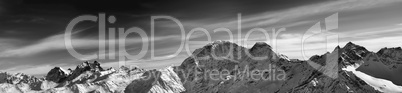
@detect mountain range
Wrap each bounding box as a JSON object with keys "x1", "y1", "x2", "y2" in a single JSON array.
[{"x1": 0, "y1": 41, "x2": 401, "y2": 93}]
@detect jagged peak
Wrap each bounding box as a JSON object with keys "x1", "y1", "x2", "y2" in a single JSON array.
[
  {"x1": 190, "y1": 41, "x2": 280, "y2": 61},
  {"x1": 346, "y1": 41, "x2": 355, "y2": 46},
  {"x1": 249, "y1": 42, "x2": 274, "y2": 55},
  {"x1": 344, "y1": 42, "x2": 362, "y2": 49},
  {"x1": 195, "y1": 41, "x2": 275, "y2": 54},
  {"x1": 335, "y1": 45, "x2": 341, "y2": 50},
  {"x1": 344, "y1": 42, "x2": 358, "y2": 48},
  {"x1": 250, "y1": 42, "x2": 272, "y2": 50},
  {"x1": 342, "y1": 42, "x2": 368, "y2": 52},
  {"x1": 118, "y1": 66, "x2": 143, "y2": 72},
  {"x1": 63, "y1": 61, "x2": 105, "y2": 81},
  {"x1": 74, "y1": 61, "x2": 104, "y2": 71},
  {"x1": 191, "y1": 41, "x2": 244, "y2": 57},
  {"x1": 12, "y1": 72, "x2": 37, "y2": 78},
  {"x1": 204, "y1": 40, "x2": 240, "y2": 49},
  {"x1": 0, "y1": 71, "x2": 31, "y2": 77}
]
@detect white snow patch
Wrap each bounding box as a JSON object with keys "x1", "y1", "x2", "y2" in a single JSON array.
[{"x1": 343, "y1": 66, "x2": 402, "y2": 93}]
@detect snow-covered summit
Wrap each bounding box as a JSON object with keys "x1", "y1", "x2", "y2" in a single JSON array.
[{"x1": 0, "y1": 61, "x2": 185, "y2": 93}]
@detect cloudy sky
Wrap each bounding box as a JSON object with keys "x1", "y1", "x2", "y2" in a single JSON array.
[{"x1": 1, "y1": 0, "x2": 402, "y2": 76}]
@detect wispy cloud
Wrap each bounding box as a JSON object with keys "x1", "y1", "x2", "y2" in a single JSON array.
[
  {"x1": 2, "y1": 0, "x2": 402, "y2": 76},
  {"x1": 194, "y1": 0, "x2": 401, "y2": 30},
  {"x1": 272, "y1": 25, "x2": 402, "y2": 59},
  {"x1": 0, "y1": 29, "x2": 183, "y2": 58}
]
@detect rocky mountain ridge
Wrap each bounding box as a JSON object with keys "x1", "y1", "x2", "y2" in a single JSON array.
[
  {"x1": 0, "y1": 61, "x2": 185, "y2": 93},
  {"x1": 0, "y1": 41, "x2": 401, "y2": 93},
  {"x1": 174, "y1": 41, "x2": 382, "y2": 93}
]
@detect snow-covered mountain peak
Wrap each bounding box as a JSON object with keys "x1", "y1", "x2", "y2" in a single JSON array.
[{"x1": 1, "y1": 41, "x2": 401, "y2": 93}]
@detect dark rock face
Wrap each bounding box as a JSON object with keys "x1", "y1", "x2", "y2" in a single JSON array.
[
  {"x1": 45, "y1": 67, "x2": 69, "y2": 83},
  {"x1": 249, "y1": 42, "x2": 272, "y2": 54},
  {"x1": 377, "y1": 47, "x2": 402, "y2": 61},
  {"x1": 338, "y1": 42, "x2": 369, "y2": 66}
]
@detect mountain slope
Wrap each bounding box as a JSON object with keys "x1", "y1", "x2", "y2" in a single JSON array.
[
  {"x1": 356, "y1": 47, "x2": 402, "y2": 86},
  {"x1": 0, "y1": 61, "x2": 185, "y2": 93},
  {"x1": 0, "y1": 41, "x2": 401, "y2": 93},
  {"x1": 174, "y1": 41, "x2": 380, "y2": 93}
]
